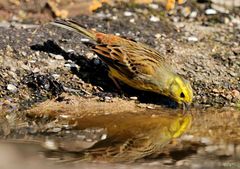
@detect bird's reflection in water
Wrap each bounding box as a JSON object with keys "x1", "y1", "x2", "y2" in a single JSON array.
[{"x1": 49, "y1": 111, "x2": 192, "y2": 163}]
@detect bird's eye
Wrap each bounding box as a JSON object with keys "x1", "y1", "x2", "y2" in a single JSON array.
[{"x1": 180, "y1": 92, "x2": 185, "y2": 98}]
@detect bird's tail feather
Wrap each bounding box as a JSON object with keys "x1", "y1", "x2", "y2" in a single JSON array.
[{"x1": 51, "y1": 19, "x2": 97, "y2": 40}]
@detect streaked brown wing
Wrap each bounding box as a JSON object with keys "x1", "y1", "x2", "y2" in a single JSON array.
[
  {"x1": 92, "y1": 41, "x2": 164, "y2": 78},
  {"x1": 84, "y1": 134, "x2": 154, "y2": 161},
  {"x1": 92, "y1": 44, "x2": 134, "y2": 78}
]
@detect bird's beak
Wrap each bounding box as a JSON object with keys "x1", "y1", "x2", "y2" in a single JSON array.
[{"x1": 182, "y1": 102, "x2": 191, "y2": 114}]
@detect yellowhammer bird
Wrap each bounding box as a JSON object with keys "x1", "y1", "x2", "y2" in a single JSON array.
[{"x1": 51, "y1": 19, "x2": 193, "y2": 106}]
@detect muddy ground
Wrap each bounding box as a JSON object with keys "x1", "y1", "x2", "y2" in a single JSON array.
[{"x1": 0, "y1": 0, "x2": 239, "y2": 169}]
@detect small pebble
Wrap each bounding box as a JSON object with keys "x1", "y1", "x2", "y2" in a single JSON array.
[
  {"x1": 175, "y1": 23, "x2": 185, "y2": 29},
  {"x1": 124, "y1": 11, "x2": 132, "y2": 16},
  {"x1": 112, "y1": 16, "x2": 118, "y2": 20},
  {"x1": 100, "y1": 134, "x2": 107, "y2": 140},
  {"x1": 104, "y1": 96, "x2": 112, "y2": 102},
  {"x1": 172, "y1": 16, "x2": 179, "y2": 23},
  {"x1": 49, "y1": 53, "x2": 64, "y2": 60},
  {"x1": 96, "y1": 12, "x2": 107, "y2": 18},
  {"x1": 77, "y1": 135, "x2": 86, "y2": 139},
  {"x1": 32, "y1": 68, "x2": 40, "y2": 73},
  {"x1": 67, "y1": 49, "x2": 75, "y2": 53},
  {"x1": 205, "y1": 9, "x2": 217, "y2": 15},
  {"x1": 229, "y1": 72, "x2": 237, "y2": 77},
  {"x1": 43, "y1": 139, "x2": 58, "y2": 150},
  {"x1": 86, "y1": 52, "x2": 95, "y2": 59},
  {"x1": 129, "y1": 18, "x2": 135, "y2": 23},
  {"x1": 8, "y1": 71, "x2": 17, "y2": 79},
  {"x1": 187, "y1": 36, "x2": 198, "y2": 42},
  {"x1": 52, "y1": 74, "x2": 60, "y2": 79},
  {"x1": 86, "y1": 138, "x2": 93, "y2": 142},
  {"x1": 150, "y1": 15, "x2": 160, "y2": 22},
  {"x1": 64, "y1": 63, "x2": 72, "y2": 68},
  {"x1": 80, "y1": 38, "x2": 89, "y2": 42},
  {"x1": 7, "y1": 84, "x2": 17, "y2": 93},
  {"x1": 35, "y1": 51, "x2": 40, "y2": 56},
  {"x1": 200, "y1": 137, "x2": 212, "y2": 145},
  {"x1": 52, "y1": 127, "x2": 61, "y2": 132},
  {"x1": 232, "y1": 90, "x2": 240, "y2": 98},
  {"x1": 190, "y1": 11, "x2": 198, "y2": 18},
  {"x1": 62, "y1": 124, "x2": 70, "y2": 129},
  {"x1": 224, "y1": 17, "x2": 230, "y2": 24},
  {"x1": 181, "y1": 134, "x2": 194, "y2": 141},
  {"x1": 64, "y1": 63, "x2": 78, "y2": 68},
  {"x1": 6, "y1": 45, "x2": 13, "y2": 52},
  {"x1": 149, "y1": 4, "x2": 158, "y2": 9},
  {"x1": 212, "y1": 88, "x2": 220, "y2": 93},
  {"x1": 154, "y1": 33, "x2": 161, "y2": 39},
  {"x1": 130, "y1": 96, "x2": 138, "y2": 100},
  {"x1": 147, "y1": 105, "x2": 154, "y2": 109},
  {"x1": 20, "y1": 51, "x2": 27, "y2": 56},
  {"x1": 205, "y1": 145, "x2": 218, "y2": 153}
]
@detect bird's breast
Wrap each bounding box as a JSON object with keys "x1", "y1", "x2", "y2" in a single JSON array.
[{"x1": 109, "y1": 67, "x2": 161, "y2": 92}]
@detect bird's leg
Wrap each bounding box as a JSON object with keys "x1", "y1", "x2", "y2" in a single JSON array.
[{"x1": 108, "y1": 73, "x2": 123, "y2": 93}]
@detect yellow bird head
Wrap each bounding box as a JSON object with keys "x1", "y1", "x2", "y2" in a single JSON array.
[{"x1": 168, "y1": 75, "x2": 193, "y2": 105}]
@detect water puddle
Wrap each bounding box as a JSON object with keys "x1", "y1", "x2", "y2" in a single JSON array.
[{"x1": 0, "y1": 96, "x2": 239, "y2": 168}]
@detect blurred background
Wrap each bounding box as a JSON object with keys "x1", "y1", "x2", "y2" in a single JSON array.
[{"x1": 0, "y1": 0, "x2": 239, "y2": 23}]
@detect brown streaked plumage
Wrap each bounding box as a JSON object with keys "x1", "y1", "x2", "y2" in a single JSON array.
[
  {"x1": 51, "y1": 19, "x2": 193, "y2": 105},
  {"x1": 61, "y1": 112, "x2": 192, "y2": 162}
]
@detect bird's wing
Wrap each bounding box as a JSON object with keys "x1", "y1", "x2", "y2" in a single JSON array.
[
  {"x1": 92, "y1": 42, "x2": 165, "y2": 79},
  {"x1": 83, "y1": 134, "x2": 155, "y2": 162}
]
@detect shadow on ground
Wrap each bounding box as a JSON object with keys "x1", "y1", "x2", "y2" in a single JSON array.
[{"x1": 30, "y1": 40, "x2": 178, "y2": 108}]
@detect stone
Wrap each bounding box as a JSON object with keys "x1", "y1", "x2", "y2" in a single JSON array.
[
  {"x1": 150, "y1": 15, "x2": 160, "y2": 22},
  {"x1": 7, "y1": 84, "x2": 17, "y2": 93},
  {"x1": 205, "y1": 9, "x2": 217, "y2": 15}
]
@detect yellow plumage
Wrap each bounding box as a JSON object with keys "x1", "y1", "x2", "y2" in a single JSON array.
[{"x1": 51, "y1": 19, "x2": 193, "y2": 105}]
